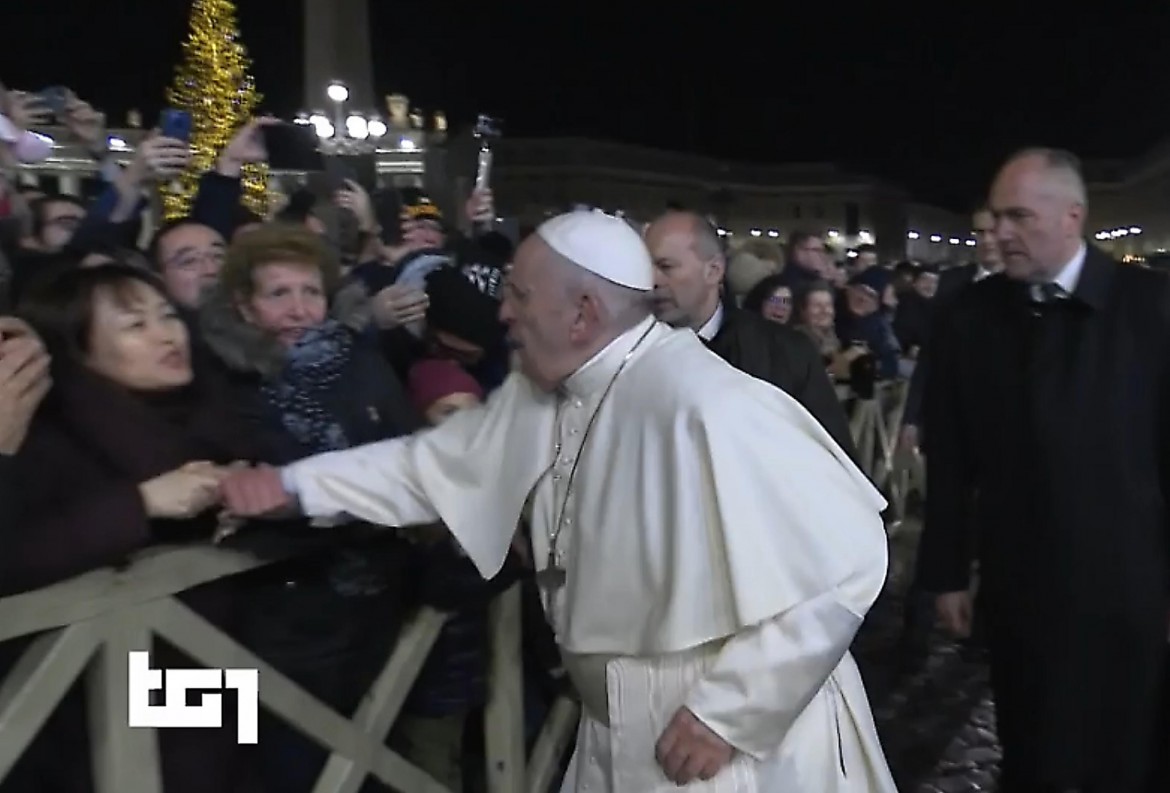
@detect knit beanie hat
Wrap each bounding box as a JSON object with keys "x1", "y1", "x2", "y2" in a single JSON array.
[
  {"x1": 407, "y1": 358, "x2": 484, "y2": 415},
  {"x1": 424, "y1": 265, "x2": 506, "y2": 350}
]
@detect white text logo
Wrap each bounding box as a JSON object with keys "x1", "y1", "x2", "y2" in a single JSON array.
[{"x1": 127, "y1": 651, "x2": 258, "y2": 744}]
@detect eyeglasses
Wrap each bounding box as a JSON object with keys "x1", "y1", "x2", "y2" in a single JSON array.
[{"x1": 766, "y1": 295, "x2": 792, "y2": 306}]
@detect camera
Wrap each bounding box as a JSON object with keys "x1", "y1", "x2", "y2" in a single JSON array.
[{"x1": 473, "y1": 114, "x2": 502, "y2": 140}]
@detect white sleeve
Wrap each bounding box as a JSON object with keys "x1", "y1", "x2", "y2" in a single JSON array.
[
  {"x1": 0, "y1": 116, "x2": 52, "y2": 164},
  {"x1": 282, "y1": 437, "x2": 441, "y2": 528},
  {"x1": 684, "y1": 589, "x2": 863, "y2": 760}
]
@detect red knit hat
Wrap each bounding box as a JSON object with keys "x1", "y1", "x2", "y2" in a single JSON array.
[{"x1": 407, "y1": 358, "x2": 484, "y2": 415}]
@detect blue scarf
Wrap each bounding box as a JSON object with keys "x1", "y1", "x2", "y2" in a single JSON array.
[{"x1": 261, "y1": 320, "x2": 353, "y2": 454}]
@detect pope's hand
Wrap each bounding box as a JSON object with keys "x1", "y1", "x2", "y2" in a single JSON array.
[
  {"x1": 220, "y1": 464, "x2": 294, "y2": 518},
  {"x1": 654, "y1": 707, "x2": 733, "y2": 785}
]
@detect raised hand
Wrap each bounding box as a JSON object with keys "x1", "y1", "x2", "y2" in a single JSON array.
[
  {"x1": 217, "y1": 116, "x2": 279, "y2": 177},
  {"x1": 335, "y1": 179, "x2": 376, "y2": 233},
  {"x1": 465, "y1": 187, "x2": 494, "y2": 225},
  {"x1": 2, "y1": 91, "x2": 52, "y2": 131},
  {"x1": 371, "y1": 284, "x2": 429, "y2": 329},
  {"x1": 61, "y1": 92, "x2": 106, "y2": 149},
  {"x1": 136, "y1": 132, "x2": 192, "y2": 180},
  {"x1": 0, "y1": 319, "x2": 52, "y2": 456}
]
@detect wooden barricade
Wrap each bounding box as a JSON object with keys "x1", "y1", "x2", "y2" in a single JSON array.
[
  {"x1": 840, "y1": 378, "x2": 925, "y2": 533},
  {"x1": 0, "y1": 544, "x2": 579, "y2": 793}
]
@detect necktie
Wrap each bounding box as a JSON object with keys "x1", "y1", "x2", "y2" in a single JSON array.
[{"x1": 1032, "y1": 281, "x2": 1067, "y2": 304}]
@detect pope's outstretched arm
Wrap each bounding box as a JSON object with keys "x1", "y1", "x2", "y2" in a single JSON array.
[
  {"x1": 232, "y1": 373, "x2": 555, "y2": 580},
  {"x1": 281, "y1": 435, "x2": 441, "y2": 528}
]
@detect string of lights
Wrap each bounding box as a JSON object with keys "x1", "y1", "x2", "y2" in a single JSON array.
[{"x1": 163, "y1": 0, "x2": 266, "y2": 219}]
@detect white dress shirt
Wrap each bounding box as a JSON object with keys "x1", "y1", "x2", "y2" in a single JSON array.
[
  {"x1": 1030, "y1": 241, "x2": 1087, "y2": 301},
  {"x1": 696, "y1": 301, "x2": 725, "y2": 341}
]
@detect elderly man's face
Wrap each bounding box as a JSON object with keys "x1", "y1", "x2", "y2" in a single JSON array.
[
  {"x1": 499, "y1": 238, "x2": 580, "y2": 391},
  {"x1": 990, "y1": 155, "x2": 1084, "y2": 283}
]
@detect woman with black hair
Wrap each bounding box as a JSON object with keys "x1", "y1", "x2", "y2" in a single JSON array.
[{"x1": 3, "y1": 262, "x2": 253, "y2": 792}]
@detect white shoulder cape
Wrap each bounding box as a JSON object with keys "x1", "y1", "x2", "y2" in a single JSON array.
[{"x1": 287, "y1": 322, "x2": 888, "y2": 655}]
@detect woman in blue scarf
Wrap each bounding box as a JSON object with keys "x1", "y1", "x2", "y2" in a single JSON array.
[{"x1": 199, "y1": 223, "x2": 422, "y2": 793}]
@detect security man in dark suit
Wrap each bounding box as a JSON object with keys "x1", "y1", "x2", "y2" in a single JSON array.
[
  {"x1": 644, "y1": 211, "x2": 857, "y2": 463},
  {"x1": 918, "y1": 148, "x2": 1170, "y2": 792},
  {"x1": 898, "y1": 205, "x2": 1004, "y2": 663},
  {"x1": 900, "y1": 206, "x2": 1004, "y2": 448}
]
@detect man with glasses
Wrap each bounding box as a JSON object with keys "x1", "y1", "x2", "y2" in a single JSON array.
[{"x1": 148, "y1": 219, "x2": 227, "y2": 311}]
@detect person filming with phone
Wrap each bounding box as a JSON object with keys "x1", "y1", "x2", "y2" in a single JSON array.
[{"x1": 834, "y1": 270, "x2": 901, "y2": 387}]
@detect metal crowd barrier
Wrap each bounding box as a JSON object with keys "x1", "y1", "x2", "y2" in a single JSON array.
[{"x1": 0, "y1": 544, "x2": 580, "y2": 793}]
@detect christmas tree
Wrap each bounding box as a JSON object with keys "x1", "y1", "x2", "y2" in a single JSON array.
[{"x1": 162, "y1": 0, "x2": 266, "y2": 219}]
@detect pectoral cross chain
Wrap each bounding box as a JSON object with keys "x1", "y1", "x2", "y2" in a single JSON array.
[{"x1": 537, "y1": 549, "x2": 567, "y2": 592}]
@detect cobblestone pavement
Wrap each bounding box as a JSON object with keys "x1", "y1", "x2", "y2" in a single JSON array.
[{"x1": 852, "y1": 520, "x2": 1002, "y2": 792}]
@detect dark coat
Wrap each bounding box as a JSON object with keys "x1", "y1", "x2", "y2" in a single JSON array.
[
  {"x1": 2, "y1": 364, "x2": 256, "y2": 594},
  {"x1": 0, "y1": 362, "x2": 255, "y2": 793},
  {"x1": 917, "y1": 247, "x2": 1170, "y2": 791},
  {"x1": 892, "y1": 291, "x2": 932, "y2": 354},
  {"x1": 0, "y1": 455, "x2": 20, "y2": 547},
  {"x1": 199, "y1": 281, "x2": 513, "y2": 746},
  {"x1": 902, "y1": 262, "x2": 982, "y2": 429},
  {"x1": 198, "y1": 283, "x2": 420, "y2": 681},
  {"x1": 705, "y1": 306, "x2": 859, "y2": 464},
  {"x1": 198, "y1": 285, "x2": 428, "y2": 791}
]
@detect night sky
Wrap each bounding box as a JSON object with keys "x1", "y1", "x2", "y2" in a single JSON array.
[{"x1": 4, "y1": 1, "x2": 1169, "y2": 209}]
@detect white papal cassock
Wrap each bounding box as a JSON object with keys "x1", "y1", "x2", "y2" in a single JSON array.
[{"x1": 282, "y1": 316, "x2": 897, "y2": 792}]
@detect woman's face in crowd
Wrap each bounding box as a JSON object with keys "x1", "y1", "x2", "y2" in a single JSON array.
[
  {"x1": 241, "y1": 262, "x2": 328, "y2": 348},
  {"x1": 85, "y1": 280, "x2": 193, "y2": 392},
  {"x1": 761, "y1": 286, "x2": 793, "y2": 324},
  {"x1": 804, "y1": 289, "x2": 835, "y2": 329}
]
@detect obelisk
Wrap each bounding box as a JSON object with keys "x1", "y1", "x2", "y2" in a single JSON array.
[{"x1": 303, "y1": 0, "x2": 376, "y2": 111}]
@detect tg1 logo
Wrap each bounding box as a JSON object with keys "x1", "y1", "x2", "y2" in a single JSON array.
[{"x1": 127, "y1": 651, "x2": 259, "y2": 744}]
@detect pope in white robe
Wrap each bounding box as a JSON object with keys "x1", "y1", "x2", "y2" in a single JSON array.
[{"x1": 222, "y1": 210, "x2": 897, "y2": 792}]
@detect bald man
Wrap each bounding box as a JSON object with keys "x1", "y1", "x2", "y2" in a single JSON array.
[
  {"x1": 224, "y1": 210, "x2": 895, "y2": 791},
  {"x1": 916, "y1": 148, "x2": 1170, "y2": 793},
  {"x1": 645, "y1": 211, "x2": 857, "y2": 462}
]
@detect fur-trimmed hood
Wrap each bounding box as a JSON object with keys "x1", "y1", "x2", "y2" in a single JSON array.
[{"x1": 197, "y1": 280, "x2": 374, "y2": 380}]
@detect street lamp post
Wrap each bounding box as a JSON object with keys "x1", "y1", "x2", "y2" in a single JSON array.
[{"x1": 298, "y1": 80, "x2": 389, "y2": 156}]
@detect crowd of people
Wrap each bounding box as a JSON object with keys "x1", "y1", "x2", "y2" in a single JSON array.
[{"x1": 1, "y1": 85, "x2": 1168, "y2": 793}]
